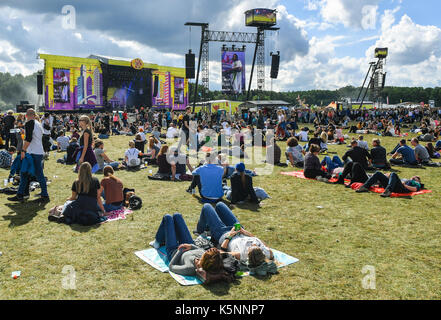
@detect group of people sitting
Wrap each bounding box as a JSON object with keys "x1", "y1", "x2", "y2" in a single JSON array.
[{"x1": 297, "y1": 137, "x2": 425, "y2": 197}]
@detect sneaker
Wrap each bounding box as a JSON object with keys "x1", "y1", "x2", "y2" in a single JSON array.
[
  {"x1": 356, "y1": 186, "x2": 369, "y2": 193},
  {"x1": 7, "y1": 195, "x2": 25, "y2": 202},
  {"x1": 34, "y1": 196, "x2": 50, "y2": 203},
  {"x1": 149, "y1": 240, "x2": 161, "y2": 249},
  {"x1": 345, "y1": 183, "x2": 353, "y2": 188},
  {"x1": 380, "y1": 190, "x2": 392, "y2": 198}
]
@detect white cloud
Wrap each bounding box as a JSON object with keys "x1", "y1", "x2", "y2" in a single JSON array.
[{"x1": 319, "y1": 0, "x2": 380, "y2": 29}]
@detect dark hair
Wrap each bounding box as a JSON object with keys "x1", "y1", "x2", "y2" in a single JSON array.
[
  {"x1": 310, "y1": 144, "x2": 320, "y2": 153},
  {"x1": 8, "y1": 146, "x2": 17, "y2": 153},
  {"x1": 400, "y1": 139, "x2": 406, "y2": 145},
  {"x1": 248, "y1": 247, "x2": 266, "y2": 268},
  {"x1": 287, "y1": 137, "x2": 298, "y2": 147}
]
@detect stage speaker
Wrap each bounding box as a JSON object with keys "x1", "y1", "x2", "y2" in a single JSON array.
[
  {"x1": 186, "y1": 50, "x2": 195, "y2": 79},
  {"x1": 37, "y1": 74, "x2": 43, "y2": 95},
  {"x1": 270, "y1": 53, "x2": 280, "y2": 79},
  {"x1": 153, "y1": 75, "x2": 159, "y2": 97}
]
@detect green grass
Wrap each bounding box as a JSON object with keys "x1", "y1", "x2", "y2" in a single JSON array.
[{"x1": 0, "y1": 127, "x2": 440, "y2": 300}]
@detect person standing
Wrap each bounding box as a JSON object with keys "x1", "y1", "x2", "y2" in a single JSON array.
[
  {"x1": 2, "y1": 110, "x2": 15, "y2": 149},
  {"x1": 8, "y1": 109, "x2": 50, "y2": 203}
]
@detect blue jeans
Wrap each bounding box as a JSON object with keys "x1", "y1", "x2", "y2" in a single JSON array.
[
  {"x1": 321, "y1": 156, "x2": 343, "y2": 172},
  {"x1": 363, "y1": 172, "x2": 409, "y2": 193},
  {"x1": 196, "y1": 202, "x2": 239, "y2": 243},
  {"x1": 18, "y1": 154, "x2": 48, "y2": 197},
  {"x1": 436, "y1": 141, "x2": 441, "y2": 150},
  {"x1": 103, "y1": 161, "x2": 119, "y2": 170},
  {"x1": 155, "y1": 213, "x2": 194, "y2": 261},
  {"x1": 103, "y1": 203, "x2": 123, "y2": 212}
]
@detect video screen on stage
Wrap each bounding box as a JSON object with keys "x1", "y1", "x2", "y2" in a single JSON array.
[
  {"x1": 174, "y1": 77, "x2": 185, "y2": 105},
  {"x1": 245, "y1": 8, "x2": 277, "y2": 26},
  {"x1": 222, "y1": 51, "x2": 246, "y2": 95},
  {"x1": 53, "y1": 68, "x2": 70, "y2": 104}
]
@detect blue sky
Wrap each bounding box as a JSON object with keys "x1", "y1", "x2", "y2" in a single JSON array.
[{"x1": 0, "y1": 0, "x2": 440, "y2": 91}]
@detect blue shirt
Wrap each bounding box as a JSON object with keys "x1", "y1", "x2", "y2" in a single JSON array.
[
  {"x1": 397, "y1": 145, "x2": 417, "y2": 164},
  {"x1": 192, "y1": 164, "x2": 224, "y2": 199}
]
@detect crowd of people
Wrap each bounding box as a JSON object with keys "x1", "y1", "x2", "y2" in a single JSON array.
[{"x1": 1, "y1": 104, "x2": 441, "y2": 282}]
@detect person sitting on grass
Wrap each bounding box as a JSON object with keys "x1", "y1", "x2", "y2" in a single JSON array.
[
  {"x1": 56, "y1": 130, "x2": 70, "y2": 152},
  {"x1": 59, "y1": 162, "x2": 106, "y2": 225},
  {"x1": 370, "y1": 138, "x2": 388, "y2": 169},
  {"x1": 411, "y1": 138, "x2": 430, "y2": 165},
  {"x1": 98, "y1": 165, "x2": 124, "y2": 212},
  {"x1": 156, "y1": 145, "x2": 175, "y2": 180},
  {"x1": 149, "y1": 213, "x2": 227, "y2": 279},
  {"x1": 303, "y1": 144, "x2": 331, "y2": 182},
  {"x1": 286, "y1": 137, "x2": 305, "y2": 168},
  {"x1": 196, "y1": 202, "x2": 274, "y2": 265},
  {"x1": 265, "y1": 137, "x2": 282, "y2": 165},
  {"x1": 189, "y1": 152, "x2": 225, "y2": 201},
  {"x1": 356, "y1": 171, "x2": 422, "y2": 198},
  {"x1": 124, "y1": 141, "x2": 142, "y2": 169},
  {"x1": 134, "y1": 134, "x2": 146, "y2": 154},
  {"x1": 0, "y1": 146, "x2": 16, "y2": 168},
  {"x1": 143, "y1": 136, "x2": 160, "y2": 165},
  {"x1": 228, "y1": 162, "x2": 259, "y2": 205},
  {"x1": 65, "y1": 137, "x2": 80, "y2": 165},
  {"x1": 94, "y1": 139, "x2": 120, "y2": 172},
  {"x1": 390, "y1": 139, "x2": 418, "y2": 166},
  {"x1": 343, "y1": 140, "x2": 372, "y2": 170}
]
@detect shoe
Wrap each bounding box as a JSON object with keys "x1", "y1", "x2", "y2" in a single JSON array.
[
  {"x1": 380, "y1": 190, "x2": 392, "y2": 198},
  {"x1": 149, "y1": 240, "x2": 161, "y2": 249},
  {"x1": 345, "y1": 183, "x2": 353, "y2": 188},
  {"x1": 356, "y1": 186, "x2": 369, "y2": 193},
  {"x1": 333, "y1": 179, "x2": 345, "y2": 185},
  {"x1": 34, "y1": 196, "x2": 50, "y2": 203},
  {"x1": 7, "y1": 195, "x2": 25, "y2": 202}
]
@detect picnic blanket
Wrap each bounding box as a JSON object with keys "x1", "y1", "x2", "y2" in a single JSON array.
[
  {"x1": 102, "y1": 208, "x2": 133, "y2": 223},
  {"x1": 135, "y1": 246, "x2": 299, "y2": 286},
  {"x1": 281, "y1": 171, "x2": 432, "y2": 197}
]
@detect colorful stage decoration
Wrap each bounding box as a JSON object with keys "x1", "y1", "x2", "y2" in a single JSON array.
[
  {"x1": 39, "y1": 54, "x2": 187, "y2": 111},
  {"x1": 131, "y1": 58, "x2": 144, "y2": 70}
]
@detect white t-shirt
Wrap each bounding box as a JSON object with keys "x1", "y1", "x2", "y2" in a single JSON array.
[
  {"x1": 138, "y1": 132, "x2": 146, "y2": 142},
  {"x1": 166, "y1": 127, "x2": 178, "y2": 139},
  {"x1": 297, "y1": 130, "x2": 308, "y2": 142},
  {"x1": 125, "y1": 148, "x2": 140, "y2": 166},
  {"x1": 222, "y1": 234, "x2": 271, "y2": 263},
  {"x1": 57, "y1": 136, "x2": 70, "y2": 151}
]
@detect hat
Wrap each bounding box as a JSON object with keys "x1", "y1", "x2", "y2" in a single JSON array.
[{"x1": 235, "y1": 163, "x2": 245, "y2": 173}]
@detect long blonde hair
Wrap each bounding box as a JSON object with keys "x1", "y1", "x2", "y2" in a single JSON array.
[
  {"x1": 79, "y1": 115, "x2": 93, "y2": 133},
  {"x1": 76, "y1": 162, "x2": 93, "y2": 194}
]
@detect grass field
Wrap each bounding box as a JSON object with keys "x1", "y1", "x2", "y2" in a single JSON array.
[{"x1": 0, "y1": 127, "x2": 440, "y2": 300}]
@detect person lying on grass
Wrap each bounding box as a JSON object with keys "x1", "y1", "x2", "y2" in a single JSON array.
[
  {"x1": 196, "y1": 202, "x2": 274, "y2": 265},
  {"x1": 356, "y1": 172, "x2": 422, "y2": 198},
  {"x1": 149, "y1": 213, "x2": 227, "y2": 278}
]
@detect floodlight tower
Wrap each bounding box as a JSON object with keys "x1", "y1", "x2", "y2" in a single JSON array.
[{"x1": 357, "y1": 48, "x2": 388, "y2": 109}]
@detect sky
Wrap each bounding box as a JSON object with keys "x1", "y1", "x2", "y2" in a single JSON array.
[{"x1": 0, "y1": 0, "x2": 440, "y2": 91}]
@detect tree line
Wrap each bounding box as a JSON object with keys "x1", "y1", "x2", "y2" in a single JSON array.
[{"x1": 0, "y1": 71, "x2": 440, "y2": 111}]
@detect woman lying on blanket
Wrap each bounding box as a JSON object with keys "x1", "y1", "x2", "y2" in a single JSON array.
[
  {"x1": 149, "y1": 213, "x2": 227, "y2": 278},
  {"x1": 355, "y1": 172, "x2": 422, "y2": 198},
  {"x1": 196, "y1": 202, "x2": 274, "y2": 266}
]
